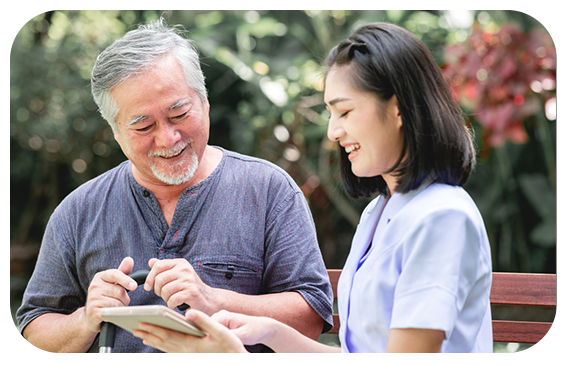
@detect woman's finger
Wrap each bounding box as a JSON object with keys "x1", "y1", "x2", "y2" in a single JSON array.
[{"x1": 186, "y1": 309, "x2": 227, "y2": 336}]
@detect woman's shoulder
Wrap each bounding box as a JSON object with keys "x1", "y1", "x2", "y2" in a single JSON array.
[
  {"x1": 403, "y1": 182, "x2": 483, "y2": 225},
  {"x1": 425, "y1": 182, "x2": 476, "y2": 207}
]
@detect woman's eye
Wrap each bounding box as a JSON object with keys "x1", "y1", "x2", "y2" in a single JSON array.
[{"x1": 327, "y1": 110, "x2": 350, "y2": 120}]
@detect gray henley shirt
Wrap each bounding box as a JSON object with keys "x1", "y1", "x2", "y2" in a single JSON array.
[{"x1": 17, "y1": 147, "x2": 333, "y2": 352}]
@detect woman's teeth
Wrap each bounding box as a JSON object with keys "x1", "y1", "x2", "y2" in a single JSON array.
[{"x1": 345, "y1": 144, "x2": 360, "y2": 153}]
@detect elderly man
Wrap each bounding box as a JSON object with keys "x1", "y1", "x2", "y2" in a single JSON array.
[{"x1": 17, "y1": 18, "x2": 333, "y2": 353}]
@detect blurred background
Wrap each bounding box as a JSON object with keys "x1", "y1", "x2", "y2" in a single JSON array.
[{"x1": 10, "y1": 10, "x2": 556, "y2": 352}]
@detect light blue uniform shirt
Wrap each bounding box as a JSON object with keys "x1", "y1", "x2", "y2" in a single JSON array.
[{"x1": 338, "y1": 182, "x2": 493, "y2": 352}]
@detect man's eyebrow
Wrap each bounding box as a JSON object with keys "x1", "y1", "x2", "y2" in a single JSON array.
[
  {"x1": 127, "y1": 115, "x2": 149, "y2": 126},
  {"x1": 126, "y1": 99, "x2": 190, "y2": 126},
  {"x1": 168, "y1": 98, "x2": 190, "y2": 111},
  {"x1": 323, "y1": 97, "x2": 351, "y2": 107}
]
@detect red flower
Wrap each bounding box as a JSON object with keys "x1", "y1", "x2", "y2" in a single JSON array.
[{"x1": 443, "y1": 23, "x2": 555, "y2": 148}]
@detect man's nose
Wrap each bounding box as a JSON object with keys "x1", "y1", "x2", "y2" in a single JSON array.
[{"x1": 155, "y1": 120, "x2": 181, "y2": 147}]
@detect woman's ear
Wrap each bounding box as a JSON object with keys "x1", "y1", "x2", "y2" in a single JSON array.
[{"x1": 390, "y1": 94, "x2": 402, "y2": 128}]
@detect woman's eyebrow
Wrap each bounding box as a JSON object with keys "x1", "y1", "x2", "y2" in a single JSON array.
[{"x1": 323, "y1": 97, "x2": 351, "y2": 107}]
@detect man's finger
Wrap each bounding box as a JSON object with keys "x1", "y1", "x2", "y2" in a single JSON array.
[
  {"x1": 118, "y1": 256, "x2": 134, "y2": 274},
  {"x1": 99, "y1": 259, "x2": 137, "y2": 291},
  {"x1": 144, "y1": 258, "x2": 176, "y2": 291}
]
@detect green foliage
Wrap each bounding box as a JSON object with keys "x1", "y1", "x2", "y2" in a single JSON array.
[{"x1": 10, "y1": 11, "x2": 556, "y2": 346}]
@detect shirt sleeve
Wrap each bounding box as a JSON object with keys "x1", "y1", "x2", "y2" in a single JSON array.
[
  {"x1": 263, "y1": 185, "x2": 334, "y2": 333},
  {"x1": 389, "y1": 207, "x2": 483, "y2": 339},
  {"x1": 16, "y1": 202, "x2": 84, "y2": 333}
]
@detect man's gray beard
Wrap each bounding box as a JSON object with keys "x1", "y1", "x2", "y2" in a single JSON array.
[{"x1": 150, "y1": 146, "x2": 199, "y2": 186}]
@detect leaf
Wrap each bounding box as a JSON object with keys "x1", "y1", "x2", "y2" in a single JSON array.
[
  {"x1": 516, "y1": 173, "x2": 556, "y2": 247},
  {"x1": 530, "y1": 219, "x2": 556, "y2": 247},
  {"x1": 518, "y1": 174, "x2": 556, "y2": 218}
]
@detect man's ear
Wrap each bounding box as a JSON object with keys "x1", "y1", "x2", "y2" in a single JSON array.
[
  {"x1": 112, "y1": 124, "x2": 122, "y2": 145},
  {"x1": 205, "y1": 98, "x2": 210, "y2": 114},
  {"x1": 113, "y1": 130, "x2": 120, "y2": 143}
]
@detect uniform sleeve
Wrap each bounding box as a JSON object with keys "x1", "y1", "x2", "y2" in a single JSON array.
[
  {"x1": 263, "y1": 188, "x2": 334, "y2": 333},
  {"x1": 16, "y1": 203, "x2": 84, "y2": 333},
  {"x1": 390, "y1": 207, "x2": 483, "y2": 339}
]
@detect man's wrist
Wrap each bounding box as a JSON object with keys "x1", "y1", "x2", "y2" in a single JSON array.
[
  {"x1": 77, "y1": 306, "x2": 99, "y2": 336},
  {"x1": 203, "y1": 286, "x2": 229, "y2": 315}
]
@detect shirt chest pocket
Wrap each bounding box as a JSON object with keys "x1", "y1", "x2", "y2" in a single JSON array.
[{"x1": 192, "y1": 257, "x2": 263, "y2": 295}]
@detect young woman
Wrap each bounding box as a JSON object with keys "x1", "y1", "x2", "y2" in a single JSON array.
[{"x1": 133, "y1": 22, "x2": 493, "y2": 353}]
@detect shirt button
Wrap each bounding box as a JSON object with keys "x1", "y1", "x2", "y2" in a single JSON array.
[
  {"x1": 225, "y1": 272, "x2": 233, "y2": 279},
  {"x1": 143, "y1": 190, "x2": 150, "y2": 198}
]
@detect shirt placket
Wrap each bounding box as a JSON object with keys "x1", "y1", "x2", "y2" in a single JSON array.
[
  {"x1": 136, "y1": 188, "x2": 170, "y2": 256},
  {"x1": 157, "y1": 188, "x2": 200, "y2": 259}
]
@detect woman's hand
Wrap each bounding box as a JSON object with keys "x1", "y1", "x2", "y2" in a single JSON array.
[
  {"x1": 133, "y1": 309, "x2": 248, "y2": 353},
  {"x1": 211, "y1": 310, "x2": 276, "y2": 346},
  {"x1": 211, "y1": 309, "x2": 340, "y2": 353}
]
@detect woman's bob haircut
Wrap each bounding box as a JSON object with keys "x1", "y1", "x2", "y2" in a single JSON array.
[{"x1": 326, "y1": 22, "x2": 476, "y2": 198}]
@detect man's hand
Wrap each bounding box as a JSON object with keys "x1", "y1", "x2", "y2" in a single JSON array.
[
  {"x1": 84, "y1": 257, "x2": 138, "y2": 332},
  {"x1": 144, "y1": 258, "x2": 219, "y2": 315}
]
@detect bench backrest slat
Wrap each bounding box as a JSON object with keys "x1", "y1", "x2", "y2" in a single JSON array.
[
  {"x1": 491, "y1": 273, "x2": 556, "y2": 306},
  {"x1": 492, "y1": 320, "x2": 552, "y2": 344},
  {"x1": 325, "y1": 270, "x2": 556, "y2": 344}
]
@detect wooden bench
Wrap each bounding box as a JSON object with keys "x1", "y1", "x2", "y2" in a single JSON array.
[{"x1": 326, "y1": 269, "x2": 556, "y2": 344}]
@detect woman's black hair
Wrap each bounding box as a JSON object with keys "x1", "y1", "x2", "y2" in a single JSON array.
[{"x1": 326, "y1": 22, "x2": 476, "y2": 198}]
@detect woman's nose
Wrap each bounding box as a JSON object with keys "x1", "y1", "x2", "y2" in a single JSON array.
[{"x1": 327, "y1": 118, "x2": 346, "y2": 142}]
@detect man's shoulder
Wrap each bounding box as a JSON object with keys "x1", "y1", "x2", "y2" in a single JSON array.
[
  {"x1": 60, "y1": 161, "x2": 130, "y2": 207},
  {"x1": 222, "y1": 149, "x2": 279, "y2": 169},
  {"x1": 221, "y1": 148, "x2": 298, "y2": 188}
]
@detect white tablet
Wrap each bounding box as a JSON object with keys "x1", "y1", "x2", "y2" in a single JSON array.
[{"x1": 101, "y1": 305, "x2": 205, "y2": 337}]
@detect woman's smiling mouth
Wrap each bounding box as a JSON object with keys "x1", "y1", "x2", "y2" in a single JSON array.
[{"x1": 344, "y1": 143, "x2": 360, "y2": 154}]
